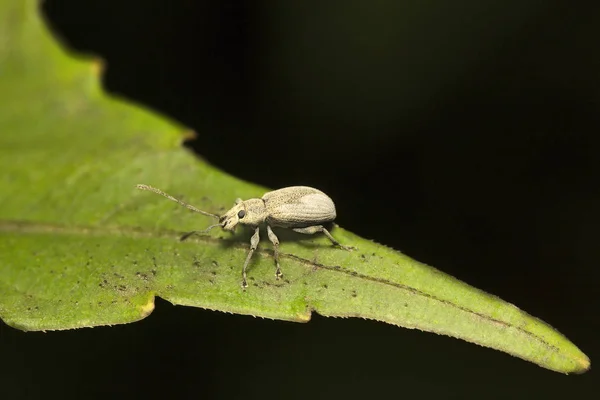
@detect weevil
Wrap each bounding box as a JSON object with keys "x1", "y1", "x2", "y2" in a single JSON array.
[{"x1": 136, "y1": 184, "x2": 352, "y2": 288}]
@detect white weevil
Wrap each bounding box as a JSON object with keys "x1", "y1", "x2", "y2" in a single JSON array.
[{"x1": 136, "y1": 184, "x2": 352, "y2": 288}]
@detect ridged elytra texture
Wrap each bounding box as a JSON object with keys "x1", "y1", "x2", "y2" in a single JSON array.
[{"x1": 263, "y1": 186, "x2": 337, "y2": 227}]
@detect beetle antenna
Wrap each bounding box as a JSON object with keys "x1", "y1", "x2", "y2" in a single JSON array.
[
  {"x1": 180, "y1": 223, "x2": 223, "y2": 241},
  {"x1": 136, "y1": 184, "x2": 220, "y2": 219}
]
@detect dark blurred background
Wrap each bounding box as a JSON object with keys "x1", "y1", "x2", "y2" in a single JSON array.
[{"x1": 2, "y1": 0, "x2": 599, "y2": 398}]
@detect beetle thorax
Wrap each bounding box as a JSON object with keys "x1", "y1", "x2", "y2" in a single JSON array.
[{"x1": 241, "y1": 198, "x2": 268, "y2": 225}]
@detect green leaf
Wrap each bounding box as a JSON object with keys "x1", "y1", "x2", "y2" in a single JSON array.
[{"x1": 0, "y1": 0, "x2": 590, "y2": 375}]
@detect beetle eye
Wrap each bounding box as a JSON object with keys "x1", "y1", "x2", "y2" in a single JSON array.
[{"x1": 237, "y1": 210, "x2": 246, "y2": 219}]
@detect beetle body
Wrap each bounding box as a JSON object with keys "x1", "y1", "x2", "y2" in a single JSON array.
[
  {"x1": 222, "y1": 186, "x2": 336, "y2": 231},
  {"x1": 136, "y1": 184, "x2": 350, "y2": 288},
  {"x1": 265, "y1": 186, "x2": 337, "y2": 228}
]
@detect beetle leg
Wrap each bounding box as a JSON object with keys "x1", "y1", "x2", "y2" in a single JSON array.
[
  {"x1": 293, "y1": 225, "x2": 354, "y2": 251},
  {"x1": 266, "y1": 225, "x2": 282, "y2": 279},
  {"x1": 241, "y1": 227, "x2": 260, "y2": 288}
]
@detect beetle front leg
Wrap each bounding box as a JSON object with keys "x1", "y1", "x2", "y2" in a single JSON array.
[
  {"x1": 241, "y1": 227, "x2": 260, "y2": 288},
  {"x1": 266, "y1": 225, "x2": 282, "y2": 279},
  {"x1": 293, "y1": 225, "x2": 354, "y2": 251}
]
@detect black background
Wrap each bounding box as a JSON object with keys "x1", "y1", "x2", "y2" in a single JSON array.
[{"x1": 2, "y1": 1, "x2": 599, "y2": 399}]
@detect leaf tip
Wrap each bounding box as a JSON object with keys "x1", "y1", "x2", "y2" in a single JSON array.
[{"x1": 571, "y1": 354, "x2": 591, "y2": 374}]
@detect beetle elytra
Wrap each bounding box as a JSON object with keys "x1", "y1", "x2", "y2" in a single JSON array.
[{"x1": 136, "y1": 184, "x2": 351, "y2": 288}]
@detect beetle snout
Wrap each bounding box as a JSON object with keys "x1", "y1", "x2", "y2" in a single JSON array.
[{"x1": 219, "y1": 216, "x2": 236, "y2": 232}]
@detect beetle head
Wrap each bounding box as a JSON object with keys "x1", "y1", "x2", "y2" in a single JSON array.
[{"x1": 219, "y1": 202, "x2": 247, "y2": 232}]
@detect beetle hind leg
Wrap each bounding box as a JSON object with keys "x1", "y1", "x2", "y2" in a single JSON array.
[
  {"x1": 293, "y1": 225, "x2": 354, "y2": 251},
  {"x1": 267, "y1": 225, "x2": 283, "y2": 279}
]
